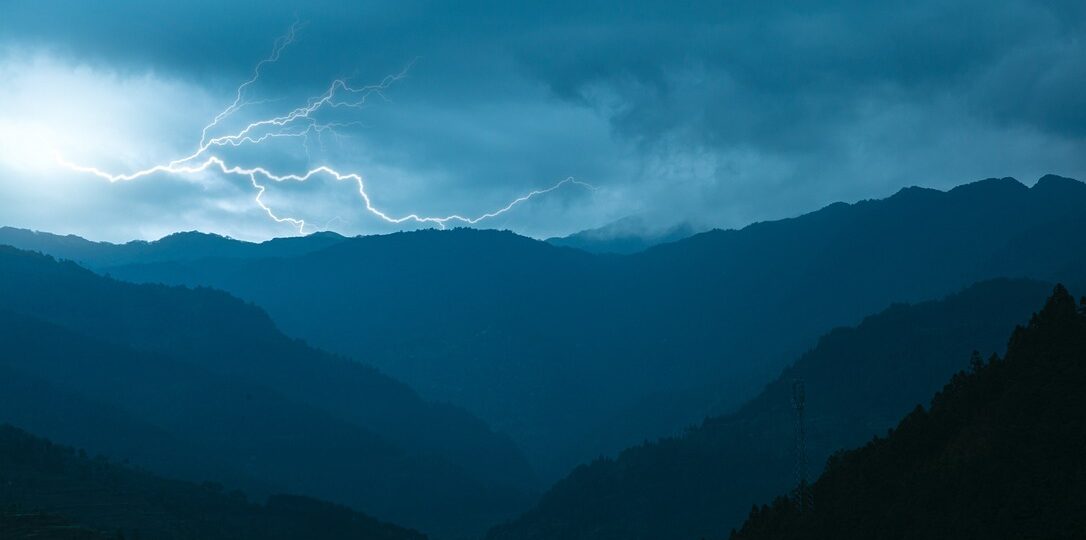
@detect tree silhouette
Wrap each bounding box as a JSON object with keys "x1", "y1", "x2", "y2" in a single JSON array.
[{"x1": 732, "y1": 284, "x2": 1086, "y2": 540}]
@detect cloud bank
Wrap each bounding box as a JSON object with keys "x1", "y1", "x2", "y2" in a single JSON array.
[{"x1": 0, "y1": 0, "x2": 1083, "y2": 241}]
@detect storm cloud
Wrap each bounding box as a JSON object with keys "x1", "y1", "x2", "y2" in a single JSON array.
[{"x1": 0, "y1": 0, "x2": 1083, "y2": 240}]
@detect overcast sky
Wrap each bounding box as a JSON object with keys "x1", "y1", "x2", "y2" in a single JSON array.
[{"x1": 0, "y1": 0, "x2": 1083, "y2": 241}]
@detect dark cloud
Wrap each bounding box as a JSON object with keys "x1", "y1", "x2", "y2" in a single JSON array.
[
  {"x1": 1, "y1": 0, "x2": 1084, "y2": 240},
  {"x1": 510, "y1": 0, "x2": 1086, "y2": 143}
]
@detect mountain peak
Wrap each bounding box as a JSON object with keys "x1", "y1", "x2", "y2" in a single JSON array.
[
  {"x1": 152, "y1": 230, "x2": 235, "y2": 244},
  {"x1": 1032, "y1": 173, "x2": 1084, "y2": 192},
  {"x1": 946, "y1": 176, "x2": 1027, "y2": 196},
  {"x1": 547, "y1": 216, "x2": 698, "y2": 254}
]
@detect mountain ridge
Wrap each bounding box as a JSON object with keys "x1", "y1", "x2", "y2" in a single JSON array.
[
  {"x1": 5, "y1": 174, "x2": 1086, "y2": 481},
  {"x1": 0, "y1": 245, "x2": 536, "y2": 539},
  {"x1": 486, "y1": 278, "x2": 1062, "y2": 539},
  {"x1": 731, "y1": 284, "x2": 1086, "y2": 539},
  {"x1": 0, "y1": 422, "x2": 427, "y2": 540},
  {"x1": 0, "y1": 227, "x2": 348, "y2": 268},
  {"x1": 546, "y1": 216, "x2": 699, "y2": 254}
]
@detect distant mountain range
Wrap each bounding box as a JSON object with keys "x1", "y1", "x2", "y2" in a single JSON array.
[
  {"x1": 0, "y1": 227, "x2": 347, "y2": 267},
  {"x1": 732, "y1": 285, "x2": 1086, "y2": 539},
  {"x1": 545, "y1": 216, "x2": 699, "y2": 254},
  {"x1": 486, "y1": 279, "x2": 1058, "y2": 539},
  {"x1": 0, "y1": 215, "x2": 695, "y2": 263},
  {"x1": 0, "y1": 247, "x2": 534, "y2": 539},
  {"x1": 0, "y1": 423, "x2": 425, "y2": 540},
  {"x1": 5, "y1": 174, "x2": 1086, "y2": 484}
]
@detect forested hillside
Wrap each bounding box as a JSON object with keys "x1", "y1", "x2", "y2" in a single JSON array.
[
  {"x1": 487, "y1": 279, "x2": 1058, "y2": 539},
  {"x1": 86, "y1": 175, "x2": 1086, "y2": 478},
  {"x1": 732, "y1": 285, "x2": 1086, "y2": 539},
  {"x1": 0, "y1": 424, "x2": 425, "y2": 540},
  {"x1": 0, "y1": 246, "x2": 534, "y2": 538}
]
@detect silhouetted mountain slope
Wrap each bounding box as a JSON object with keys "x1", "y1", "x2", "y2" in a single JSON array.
[
  {"x1": 546, "y1": 216, "x2": 698, "y2": 254},
  {"x1": 0, "y1": 358, "x2": 266, "y2": 495},
  {"x1": 732, "y1": 285, "x2": 1086, "y2": 540},
  {"x1": 486, "y1": 278, "x2": 1059, "y2": 540},
  {"x1": 0, "y1": 423, "x2": 425, "y2": 540},
  {"x1": 75, "y1": 175, "x2": 1086, "y2": 479},
  {"x1": 0, "y1": 310, "x2": 420, "y2": 511},
  {"x1": 0, "y1": 227, "x2": 347, "y2": 267},
  {"x1": 0, "y1": 247, "x2": 535, "y2": 539},
  {"x1": 95, "y1": 228, "x2": 618, "y2": 478}
]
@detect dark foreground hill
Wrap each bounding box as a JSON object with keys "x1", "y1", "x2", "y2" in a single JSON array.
[
  {"x1": 0, "y1": 246, "x2": 535, "y2": 539},
  {"x1": 487, "y1": 278, "x2": 1058, "y2": 540},
  {"x1": 732, "y1": 285, "x2": 1086, "y2": 539},
  {"x1": 80, "y1": 175, "x2": 1086, "y2": 479},
  {"x1": 0, "y1": 423, "x2": 424, "y2": 540}
]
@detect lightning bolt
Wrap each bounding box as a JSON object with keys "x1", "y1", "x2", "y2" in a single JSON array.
[
  {"x1": 56, "y1": 25, "x2": 596, "y2": 234},
  {"x1": 199, "y1": 20, "x2": 302, "y2": 149}
]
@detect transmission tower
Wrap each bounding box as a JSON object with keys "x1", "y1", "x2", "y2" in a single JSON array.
[{"x1": 792, "y1": 378, "x2": 813, "y2": 512}]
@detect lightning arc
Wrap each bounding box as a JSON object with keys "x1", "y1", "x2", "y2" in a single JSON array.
[{"x1": 55, "y1": 23, "x2": 596, "y2": 233}]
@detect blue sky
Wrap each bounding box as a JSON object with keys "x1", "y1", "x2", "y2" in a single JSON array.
[{"x1": 0, "y1": 0, "x2": 1083, "y2": 241}]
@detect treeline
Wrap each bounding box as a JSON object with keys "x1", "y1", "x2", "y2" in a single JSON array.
[
  {"x1": 732, "y1": 285, "x2": 1086, "y2": 539},
  {"x1": 487, "y1": 279, "x2": 1054, "y2": 539}
]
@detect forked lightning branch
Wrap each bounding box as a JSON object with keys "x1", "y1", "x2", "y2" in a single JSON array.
[{"x1": 55, "y1": 22, "x2": 595, "y2": 233}]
